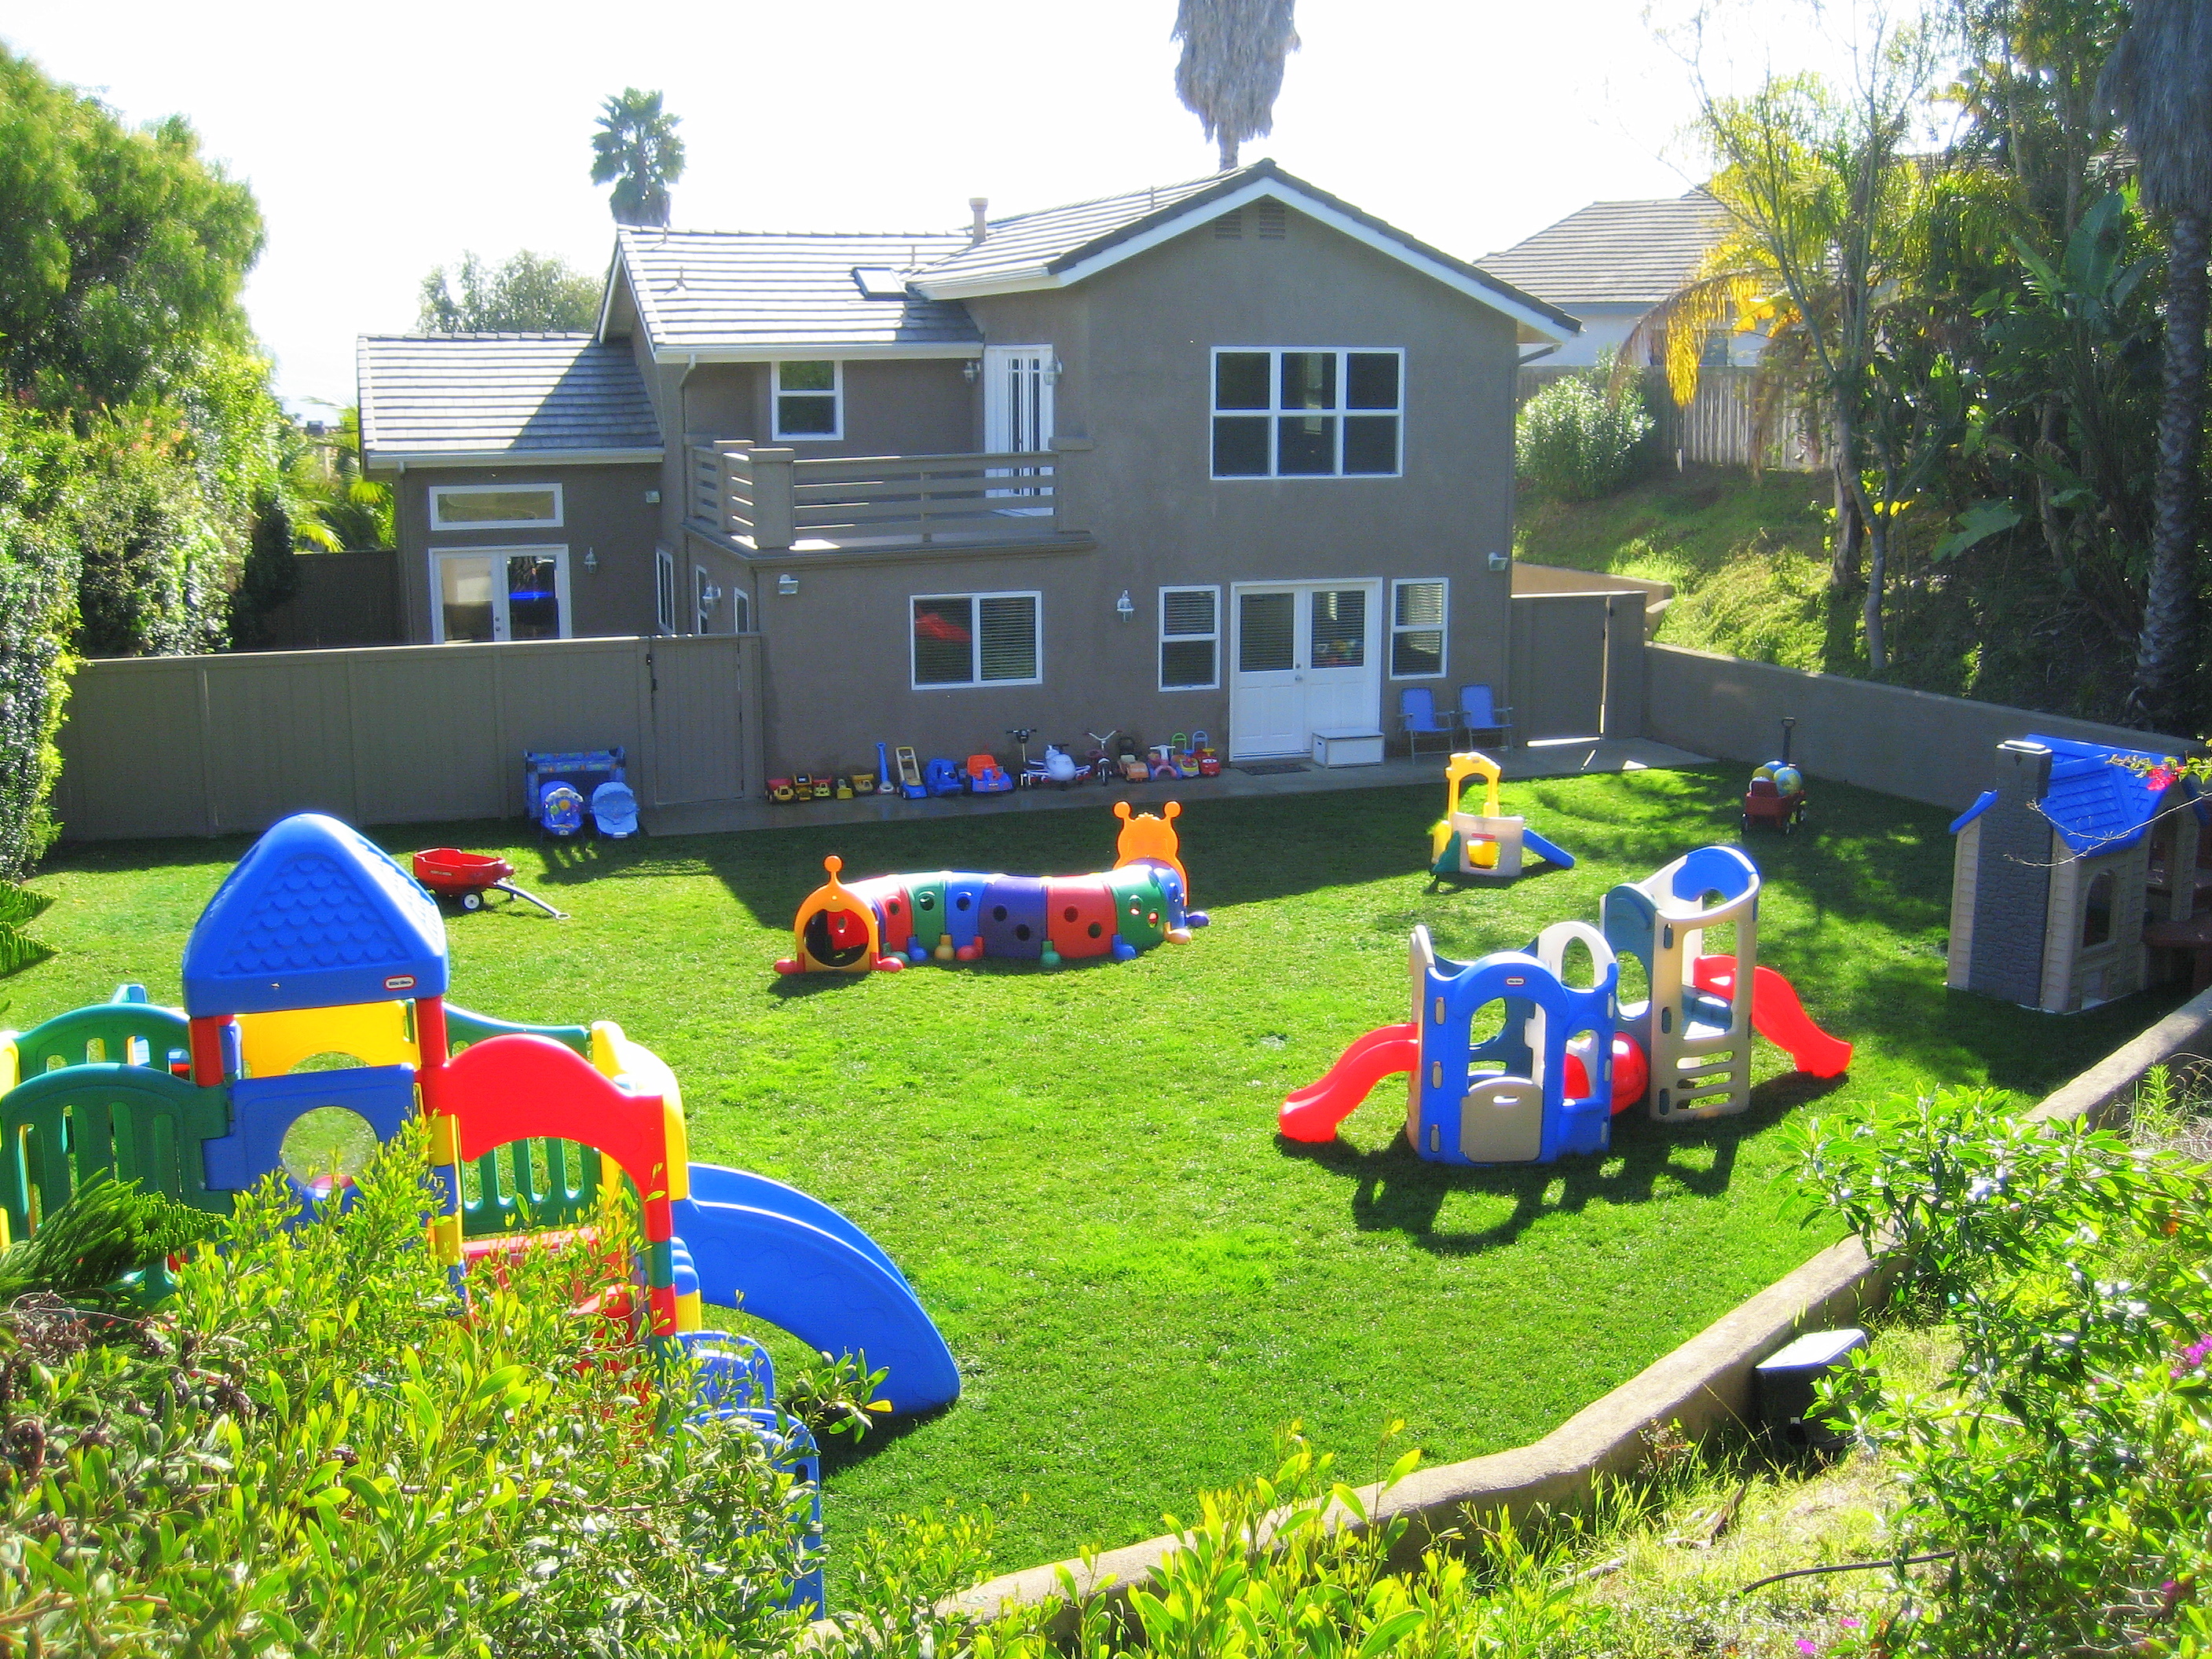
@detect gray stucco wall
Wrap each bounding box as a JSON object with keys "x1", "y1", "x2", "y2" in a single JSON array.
[
  {"x1": 730, "y1": 205, "x2": 1523, "y2": 777},
  {"x1": 394, "y1": 463, "x2": 664, "y2": 643}
]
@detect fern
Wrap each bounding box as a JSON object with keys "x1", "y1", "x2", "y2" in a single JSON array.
[{"x1": 0, "y1": 1173, "x2": 223, "y2": 1308}]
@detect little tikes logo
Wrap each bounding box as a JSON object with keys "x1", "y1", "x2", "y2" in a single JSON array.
[{"x1": 384, "y1": 975, "x2": 417, "y2": 991}]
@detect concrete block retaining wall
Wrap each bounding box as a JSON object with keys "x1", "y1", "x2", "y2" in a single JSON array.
[
  {"x1": 946, "y1": 983, "x2": 2212, "y2": 1627},
  {"x1": 1643, "y1": 643, "x2": 2199, "y2": 812}
]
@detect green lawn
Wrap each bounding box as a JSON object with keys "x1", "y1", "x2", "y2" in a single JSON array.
[{"x1": 5, "y1": 768, "x2": 2180, "y2": 1583}]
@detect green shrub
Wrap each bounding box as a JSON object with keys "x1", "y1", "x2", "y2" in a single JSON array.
[
  {"x1": 2, "y1": 1123, "x2": 818, "y2": 1657},
  {"x1": 1790, "y1": 1086, "x2": 2212, "y2": 1655},
  {"x1": 0, "y1": 408, "x2": 78, "y2": 883},
  {"x1": 1515, "y1": 357, "x2": 1654, "y2": 504}
]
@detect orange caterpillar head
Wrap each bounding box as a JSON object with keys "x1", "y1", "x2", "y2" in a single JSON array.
[{"x1": 1112, "y1": 800, "x2": 1189, "y2": 899}]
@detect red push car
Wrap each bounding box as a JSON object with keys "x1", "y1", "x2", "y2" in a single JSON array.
[{"x1": 412, "y1": 848, "x2": 568, "y2": 919}]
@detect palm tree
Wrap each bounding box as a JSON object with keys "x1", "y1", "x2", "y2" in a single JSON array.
[
  {"x1": 590, "y1": 89, "x2": 685, "y2": 228},
  {"x1": 1172, "y1": 0, "x2": 1300, "y2": 172},
  {"x1": 2100, "y1": 0, "x2": 2212, "y2": 730}
]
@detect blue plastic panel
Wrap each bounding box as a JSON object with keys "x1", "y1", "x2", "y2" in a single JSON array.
[{"x1": 183, "y1": 815, "x2": 448, "y2": 1017}]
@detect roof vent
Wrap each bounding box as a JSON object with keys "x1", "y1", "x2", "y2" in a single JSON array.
[
  {"x1": 969, "y1": 196, "x2": 989, "y2": 246},
  {"x1": 1214, "y1": 210, "x2": 1243, "y2": 240},
  {"x1": 1255, "y1": 201, "x2": 1287, "y2": 240}
]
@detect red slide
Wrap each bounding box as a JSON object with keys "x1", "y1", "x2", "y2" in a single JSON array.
[
  {"x1": 1693, "y1": 956, "x2": 1853, "y2": 1078},
  {"x1": 1280, "y1": 1023, "x2": 1419, "y2": 1142}
]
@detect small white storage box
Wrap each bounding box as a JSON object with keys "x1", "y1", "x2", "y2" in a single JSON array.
[{"x1": 1310, "y1": 728, "x2": 1385, "y2": 767}]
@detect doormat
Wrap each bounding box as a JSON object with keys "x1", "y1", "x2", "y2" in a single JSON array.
[{"x1": 1234, "y1": 761, "x2": 1309, "y2": 777}]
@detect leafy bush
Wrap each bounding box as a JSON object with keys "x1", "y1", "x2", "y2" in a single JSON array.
[
  {"x1": 0, "y1": 407, "x2": 78, "y2": 882},
  {"x1": 1790, "y1": 1086, "x2": 2212, "y2": 1656},
  {"x1": 3, "y1": 1124, "x2": 819, "y2": 1657},
  {"x1": 1515, "y1": 356, "x2": 1655, "y2": 504}
]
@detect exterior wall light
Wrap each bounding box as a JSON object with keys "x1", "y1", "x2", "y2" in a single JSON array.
[
  {"x1": 962, "y1": 360, "x2": 981, "y2": 384},
  {"x1": 583, "y1": 548, "x2": 599, "y2": 573},
  {"x1": 1043, "y1": 357, "x2": 1064, "y2": 386},
  {"x1": 1487, "y1": 551, "x2": 1511, "y2": 572},
  {"x1": 1115, "y1": 589, "x2": 1134, "y2": 621},
  {"x1": 777, "y1": 573, "x2": 800, "y2": 596}
]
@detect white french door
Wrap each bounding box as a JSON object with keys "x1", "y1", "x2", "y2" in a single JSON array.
[
  {"x1": 1228, "y1": 580, "x2": 1382, "y2": 759},
  {"x1": 983, "y1": 344, "x2": 1055, "y2": 503},
  {"x1": 432, "y1": 547, "x2": 571, "y2": 643}
]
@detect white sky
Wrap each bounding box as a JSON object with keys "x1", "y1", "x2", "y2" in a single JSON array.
[{"x1": 0, "y1": 0, "x2": 1843, "y2": 414}]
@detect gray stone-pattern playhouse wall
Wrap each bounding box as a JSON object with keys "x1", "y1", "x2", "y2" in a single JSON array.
[{"x1": 1962, "y1": 739, "x2": 2055, "y2": 1005}]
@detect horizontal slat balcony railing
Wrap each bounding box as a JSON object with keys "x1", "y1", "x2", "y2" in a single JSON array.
[{"x1": 686, "y1": 443, "x2": 1070, "y2": 552}]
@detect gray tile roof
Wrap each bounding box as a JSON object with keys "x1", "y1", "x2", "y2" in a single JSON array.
[
  {"x1": 906, "y1": 159, "x2": 1577, "y2": 338},
  {"x1": 357, "y1": 334, "x2": 662, "y2": 460},
  {"x1": 617, "y1": 229, "x2": 978, "y2": 353},
  {"x1": 905, "y1": 171, "x2": 1229, "y2": 288},
  {"x1": 1476, "y1": 192, "x2": 1728, "y2": 309}
]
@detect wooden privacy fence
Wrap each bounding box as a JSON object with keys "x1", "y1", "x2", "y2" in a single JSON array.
[
  {"x1": 1516, "y1": 365, "x2": 1821, "y2": 473},
  {"x1": 53, "y1": 634, "x2": 763, "y2": 841}
]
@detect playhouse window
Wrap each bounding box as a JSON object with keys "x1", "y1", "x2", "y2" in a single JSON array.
[{"x1": 2083, "y1": 870, "x2": 2114, "y2": 947}]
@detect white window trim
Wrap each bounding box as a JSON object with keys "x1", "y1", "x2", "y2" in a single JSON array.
[
  {"x1": 694, "y1": 565, "x2": 716, "y2": 634},
  {"x1": 655, "y1": 548, "x2": 677, "y2": 634},
  {"x1": 772, "y1": 359, "x2": 844, "y2": 442},
  {"x1": 729, "y1": 586, "x2": 753, "y2": 634},
  {"x1": 909, "y1": 589, "x2": 1043, "y2": 690},
  {"x1": 1209, "y1": 347, "x2": 1404, "y2": 481},
  {"x1": 1388, "y1": 577, "x2": 1450, "y2": 680},
  {"x1": 428, "y1": 481, "x2": 565, "y2": 531},
  {"x1": 1158, "y1": 584, "x2": 1221, "y2": 691},
  {"x1": 429, "y1": 544, "x2": 571, "y2": 644}
]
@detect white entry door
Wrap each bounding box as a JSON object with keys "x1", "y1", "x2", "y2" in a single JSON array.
[
  {"x1": 432, "y1": 547, "x2": 571, "y2": 643},
  {"x1": 983, "y1": 344, "x2": 1055, "y2": 502},
  {"x1": 1229, "y1": 581, "x2": 1382, "y2": 759}
]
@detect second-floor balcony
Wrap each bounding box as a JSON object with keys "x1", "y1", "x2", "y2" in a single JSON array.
[{"x1": 687, "y1": 439, "x2": 1092, "y2": 555}]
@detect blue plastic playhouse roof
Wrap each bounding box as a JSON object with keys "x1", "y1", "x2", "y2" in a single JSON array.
[
  {"x1": 1948, "y1": 734, "x2": 2199, "y2": 855},
  {"x1": 182, "y1": 814, "x2": 449, "y2": 1016}
]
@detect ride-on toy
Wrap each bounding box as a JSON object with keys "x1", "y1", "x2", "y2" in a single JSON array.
[{"x1": 412, "y1": 849, "x2": 569, "y2": 919}]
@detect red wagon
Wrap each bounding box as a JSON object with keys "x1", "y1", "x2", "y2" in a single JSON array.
[{"x1": 412, "y1": 848, "x2": 568, "y2": 919}]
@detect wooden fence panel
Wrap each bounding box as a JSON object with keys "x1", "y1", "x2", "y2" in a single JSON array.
[
  {"x1": 1515, "y1": 365, "x2": 1820, "y2": 472},
  {"x1": 54, "y1": 635, "x2": 760, "y2": 842}
]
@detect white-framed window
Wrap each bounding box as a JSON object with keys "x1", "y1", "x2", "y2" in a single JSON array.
[
  {"x1": 1210, "y1": 349, "x2": 1403, "y2": 479},
  {"x1": 655, "y1": 548, "x2": 677, "y2": 633},
  {"x1": 773, "y1": 361, "x2": 842, "y2": 441},
  {"x1": 694, "y1": 566, "x2": 716, "y2": 634},
  {"x1": 1390, "y1": 577, "x2": 1448, "y2": 678},
  {"x1": 910, "y1": 590, "x2": 1041, "y2": 688},
  {"x1": 429, "y1": 482, "x2": 564, "y2": 530},
  {"x1": 1159, "y1": 585, "x2": 1221, "y2": 690},
  {"x1": 730, "y1": 586, "x2": 753, "y2": 633}
]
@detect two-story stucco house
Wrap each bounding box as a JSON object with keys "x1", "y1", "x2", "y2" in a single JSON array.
[{"x1": 356, "y1": 160, "x2": 1576, "y2": 772}]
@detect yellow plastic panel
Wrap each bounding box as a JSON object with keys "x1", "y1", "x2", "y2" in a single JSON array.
[
  {"x1": 0, "y1": 1038, "x2": 17, "y2": 1094},
  {"x1": 674, "y1": 1290, "x2": 703, "y2": 1333},
  {"x1": 238, "y1": 1000, "x2": 418, "y2": 1078}
]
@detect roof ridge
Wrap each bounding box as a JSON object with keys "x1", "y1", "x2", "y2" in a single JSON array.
[
  {"x1": 620, "y1": 227, "x2": 967, "y2": 243},
  {"x1": 361, "y1": 331, "x2": 606, "y2": 342}
]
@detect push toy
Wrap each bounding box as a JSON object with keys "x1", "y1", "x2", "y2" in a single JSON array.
[
  {"x1": 775, "y1": 803, "x2": 1209, "y2": 975},
  {"x1": 894, "y1": 745, "x2": 928, "y2": 800},
  {"x1": 1282, "y1": 844, "x2": 1851, "y2": 1159},
  {"x1": 412, "y1": 848, "x2": 569, "y2": 919},
  {"x1": 1430, "y1": 751, "x2": 1576, "y2": 880}
]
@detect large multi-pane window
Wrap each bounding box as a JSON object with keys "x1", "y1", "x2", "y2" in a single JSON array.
[
  {"x1": 773, "y1": 361, "x2": 841, "y2": 439},
  {"x1": 1211, "y1": 349, "x2": 1403, "y2": 478},
  {"x1": 1158, "y1": 586, "x2": 1220, "y2": 689},
  {"x1": 910, "y1": 591, "x2": 1042, "y2": 687},
  {"x1": 1390, "y1": 578, "x2": 1448, "y2": 678}
]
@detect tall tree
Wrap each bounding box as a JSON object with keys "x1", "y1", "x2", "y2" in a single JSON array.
[
  {"x1": 1172, "y1": 0, "x2": 1300, "y2": 171},
  {"x1": 590, "y1": 89, "x2": 684, "y2": 228},
  {"x1": 417, "y1": 250, "x2": 600, "y2": 332},
  {"x1": 2100, "y1": 0, "x2": 2212, "y2": 730}
]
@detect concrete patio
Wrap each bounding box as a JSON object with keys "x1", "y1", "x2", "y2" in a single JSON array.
[{"x1": 643, "y1": 736, "x2": 1712, "y2": 837}]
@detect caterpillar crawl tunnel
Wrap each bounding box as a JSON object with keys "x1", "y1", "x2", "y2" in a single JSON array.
[{"x1": 775, "y1": 803, "x2": 1209, "y2": 975}]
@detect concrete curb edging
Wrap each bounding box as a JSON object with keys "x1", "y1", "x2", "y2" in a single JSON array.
[{"x1": 945, "y1": 983, "x2": 2212, "y2": 1627}]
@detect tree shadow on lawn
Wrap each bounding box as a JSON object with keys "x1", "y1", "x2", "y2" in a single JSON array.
[{"x1": 1280, "y1": 1070, "x2": 1844, "y2": 1258}]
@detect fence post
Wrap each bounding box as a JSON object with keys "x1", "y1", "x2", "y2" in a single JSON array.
[{"x1": 749, "y1": 448, "x2": 796, "y2": 551}]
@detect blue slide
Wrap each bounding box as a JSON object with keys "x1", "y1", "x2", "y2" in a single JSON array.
[
  {"x1": 672, "y1": 1163, "x2": 961, "y2": 1417},
  {"x1": 1522, "y1": 828, "x2": 1577, "y2": 870}
]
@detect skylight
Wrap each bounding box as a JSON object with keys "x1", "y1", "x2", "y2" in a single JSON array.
[{"x1": 851, "y1": 266, "x2": 909, "y2": 300}]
